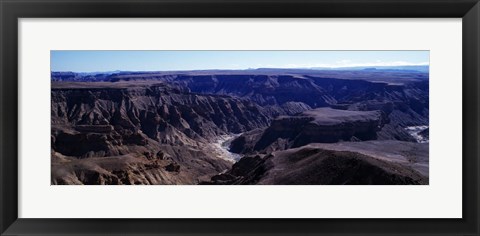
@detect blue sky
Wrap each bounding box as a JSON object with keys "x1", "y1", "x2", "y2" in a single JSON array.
[{"x1": 51, "y1": 51, "x2": 429, "y2": 72}]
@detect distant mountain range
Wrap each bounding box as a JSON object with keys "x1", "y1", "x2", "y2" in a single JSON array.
[
  {"x1": 53, "y1": 65, "x2": 429, "y2": 75},
  {"x1": 319, "y1": 65, "x2": 429, "y2": 72}
]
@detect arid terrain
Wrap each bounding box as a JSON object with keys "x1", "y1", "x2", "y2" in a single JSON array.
[{"x1": 51, "y1": 68, "x2": 429, "y2": 185}]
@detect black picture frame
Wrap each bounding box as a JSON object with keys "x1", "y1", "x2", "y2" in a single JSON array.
[{"x1": 1, "y1": 0, "x2": 479, "y2": 235}]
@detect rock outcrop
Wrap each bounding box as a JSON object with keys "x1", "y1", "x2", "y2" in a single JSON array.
[
  {"x1": 51, "y1": 82, "x2": 277, "y2": 184},
  {"x1": 205, "y1": 141, "x2": 428, "y2": 185},
  {"x1": 230, "y1": 108, "x2": 384, "y2": 154}
]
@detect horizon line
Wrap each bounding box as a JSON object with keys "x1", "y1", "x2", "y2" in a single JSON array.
[{"x1": 51, "y1": 64, "x2": 429, "y2": 74}]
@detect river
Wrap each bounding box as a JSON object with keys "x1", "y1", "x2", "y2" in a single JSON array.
[
  {"x1": 404, "y1": 125, "x2": 429, "y2": 143},
  {"x1": 210, "y1": 134, "x2": 243, "y2": 163}
]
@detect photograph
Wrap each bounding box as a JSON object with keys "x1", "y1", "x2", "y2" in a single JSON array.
[
  {"x1": 50, "y1": 50, "x2": 429, "y2": 185},
  {"x1": 3, "y1": 0, "x2": 478, "y2": 234}
]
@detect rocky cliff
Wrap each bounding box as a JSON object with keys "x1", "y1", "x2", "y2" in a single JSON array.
[
  {"x1": 161, "y1": 74, "x2": 428, "y2": 143},
  {"x1": 230, "y1": 108, "x2": 384, "y2": 154},
  {"x1": 205, "y1": 141, "x2": 428, "y2": 185},
  {"x1": 51, "y1": 82, "x2": 278, "y2": 184}
]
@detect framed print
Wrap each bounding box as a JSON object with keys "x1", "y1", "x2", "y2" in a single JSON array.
[{"x1": 1, "y1": 0, "x2": 479, "y2": 235}]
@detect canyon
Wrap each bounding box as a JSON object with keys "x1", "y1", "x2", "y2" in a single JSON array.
[{"x1": 51, "y1": 69, "x2": 429, "y2": 185}]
